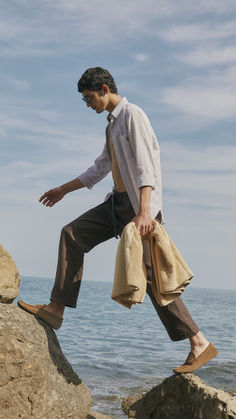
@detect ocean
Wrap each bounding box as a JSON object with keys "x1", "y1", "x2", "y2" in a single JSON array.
[{"x1": 16, "y1": 277, "x2": 236, "y2": 418}]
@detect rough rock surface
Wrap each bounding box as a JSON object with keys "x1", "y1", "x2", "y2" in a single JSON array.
[
  {"x1": 0, "y1": 244, "x2": 20, "y2": 303},
  {"x1": 0, "y1": 303, "x2": 92, "y2": 419},
  {"x1": 122, "y1": 373, "x2": 236, "y2": 419}
]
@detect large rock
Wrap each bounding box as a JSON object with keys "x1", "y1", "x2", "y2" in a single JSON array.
[
  {"x1": 122, "y1": 373, "x2": 236, "y2": 419},
  {"x1": 0, "y1": 303, "x2": 92, "y2": 418},
  {"x1": 0, "y1": 244, "x2": 20, "y2": 303}
]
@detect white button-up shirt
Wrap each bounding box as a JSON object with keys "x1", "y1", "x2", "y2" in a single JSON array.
[{"x1": 78, "y1": 97, "x2": 163, "y2": 221}]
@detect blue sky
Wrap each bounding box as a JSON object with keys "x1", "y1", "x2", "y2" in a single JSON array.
[{"x1": 1, "y1": 0, "x2": 236, "y2": 289}]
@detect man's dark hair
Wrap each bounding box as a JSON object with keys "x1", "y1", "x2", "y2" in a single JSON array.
[{"x1": 77, "y1": 67, "x2": 118, "y2": 94}]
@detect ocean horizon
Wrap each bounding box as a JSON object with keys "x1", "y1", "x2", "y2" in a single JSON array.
[{"x1": 16, "y1": 277, "x2": 236, "y2": 418}]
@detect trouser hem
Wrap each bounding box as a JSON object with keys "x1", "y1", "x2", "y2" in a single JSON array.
[
  {"x1": 50, "y1": 297, "x2": 77, "y2": 308},
  {"x1": 169, "y1": 326, "x2": 200, "y2": 341}
]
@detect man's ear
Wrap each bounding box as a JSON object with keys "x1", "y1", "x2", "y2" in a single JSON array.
[{"x1": 101, "y1": 84, "x2": 109, "y2": 95}]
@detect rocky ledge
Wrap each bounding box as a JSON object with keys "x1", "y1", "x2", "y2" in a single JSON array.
[
  {"x1": 0, "y1": 303, "x2": 92, "y2": 418},
  {"x1": 122, "y1": 373, "x2": 236, "y2": 419},
  {"x1": 0, "y1": 244, "x2": 113, "y2": 419}
]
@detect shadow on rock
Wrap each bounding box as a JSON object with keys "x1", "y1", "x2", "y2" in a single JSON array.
[{"x1": 37, "y1": 317, "x2": 81, "y2": 385}]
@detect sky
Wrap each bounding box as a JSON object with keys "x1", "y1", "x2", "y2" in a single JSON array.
[{"x1": 1, "y1": 0, "x2": 236, "y2": 290}]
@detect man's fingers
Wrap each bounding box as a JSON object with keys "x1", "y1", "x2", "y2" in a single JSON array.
[
  {"x1": 39, "y1": 191, "x2": 50, "y2": 202},
  {"x1": 140, "y1": 225, "x2": 147, "y2": 237},
  {"x1": 147, "y1": 224, "x2": 153, "y2": 233},
  {"x1": 133, "y1": 216, "x2": 153, "y2": 237},
  {"x1": 39, "y1": 190, "x2": 56, "y2": 206},
  {"x1": 41, "y1": 197, "x2": 53, "y2": 206},
  {"x1": 39, "y1": 195, "x2": 45, "y2": 202},
  {"x1": 140, "y1": 224, "x2": 153, "y2": 237}
]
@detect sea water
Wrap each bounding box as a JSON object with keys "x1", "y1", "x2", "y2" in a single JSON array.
[{"x1": 17, "y1": 277, "x2": 236, "y2": 418}]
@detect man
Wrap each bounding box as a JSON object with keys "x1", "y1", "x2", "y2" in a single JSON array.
[{"x1": 18, "y1": 67, "x2": 217, "y2": 373}]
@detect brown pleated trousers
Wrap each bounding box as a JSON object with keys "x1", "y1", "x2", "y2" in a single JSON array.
[{"x1": 51, "y1": 191, "x2": 199, "y2": 341}]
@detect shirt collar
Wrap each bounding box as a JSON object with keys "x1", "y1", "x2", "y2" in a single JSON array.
[{"x1": 107, "y1": 97, "x2": 128, "y2": 122}]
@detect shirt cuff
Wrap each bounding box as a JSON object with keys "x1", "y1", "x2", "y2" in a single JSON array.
[
  {"x1": 137, "y1": 174, "x2": 155, "y2": 190},
  {"x1": 77, "y1": 174, "x2": 94, "y2": 190}
]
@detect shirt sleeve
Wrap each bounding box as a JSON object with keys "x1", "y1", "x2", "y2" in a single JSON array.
[
  {"x1": 126, "y1": 107, "x2": 157, "y2": 189},
  {"x1": 77, "y1": 142, "x2": 112, "y2": 189}
]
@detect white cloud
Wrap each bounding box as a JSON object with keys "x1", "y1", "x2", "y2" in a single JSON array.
[
  {"x1": 144, "y1": 140, "x2": 235, "y2": 212},
  {"x1": 0, "y1": 97, "x2": 106, "y2": 155},
  {"x1": 161, "y1": 66, "x2": 236, "y2": 121},
  {"x1": 133, "y1": 53, "x2": 149, "y2": 62},
  {"x1": 158, "y1": 21, "x2": 236, "y2": 43},
  {"x1": 0, "y1": 18, "x2": 30, "y2": 40},
  {"x1": 162, "y1": 142, "x2": 236, "y2": 206},
  {"x1": 1, "y1": 0, "x2": 236, "y2": 57},
  {"x1": 8, "y1": 79, "x2": 31, "y2": 91},
  {"x1": 176, "y1": 46, "x2": 236, "y2": 67},
  {"x1": 162, "y1": 86, "x2": 236, "y2": 120},
  {"x1": 162, "y1": 142, "x2": 236, "y2": 172},
  {"x1": 55, "y1": 0, "x2": 236, "y2": 20}
]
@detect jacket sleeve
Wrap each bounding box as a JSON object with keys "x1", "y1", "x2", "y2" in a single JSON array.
[
  {"x1": 126, "y1": 107, "x2": 158, "y2": 190},
  {"x1": 77, "y1": 142, "x2": 112, "y2": 189}
]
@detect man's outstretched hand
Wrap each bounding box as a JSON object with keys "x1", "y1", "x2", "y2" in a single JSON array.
[
  {"x1": 39, "y1": 187, "x2": 65, "y2": 207},
  {"x1": 39, "y1": 178, "x2": 85, "y2": 207}
]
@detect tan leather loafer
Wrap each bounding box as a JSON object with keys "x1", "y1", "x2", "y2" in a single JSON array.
[
  {"x1": 17, "y1": 300, "x2": 63, "y2": 330},
  {"x1": 173, "y1": 343, "x2": 218, "y2": 374}
]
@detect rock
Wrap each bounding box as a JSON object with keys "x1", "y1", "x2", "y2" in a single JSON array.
[
  {"x1": 0, "y1": 303, "x2": 92, "y2": 418},
  {"x1": 122, "y1": 373, "x2": 236, "y2": 419},
  {"x1": 0, "y1": 244, "x2": 20, "y2": 303}
]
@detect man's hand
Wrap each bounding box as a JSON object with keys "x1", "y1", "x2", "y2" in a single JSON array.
[
  {"x1": 39, "y1": 178, "x2": 85, "y2": 207},
  {"x1": 133, "y1": 212, "x2": 153, "y2": 238},
  {"x1": 39, "y1": 187, "x2": 65, "y2": 207}
]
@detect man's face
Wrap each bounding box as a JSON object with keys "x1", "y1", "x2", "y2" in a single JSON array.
[{"x1": 82, "y1": 89, "x2": 107, "y2": 114}]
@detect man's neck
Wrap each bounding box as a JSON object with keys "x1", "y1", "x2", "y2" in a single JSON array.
[{"x1": 106, "y1": 94, "x2": 122, "y2": 113}]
